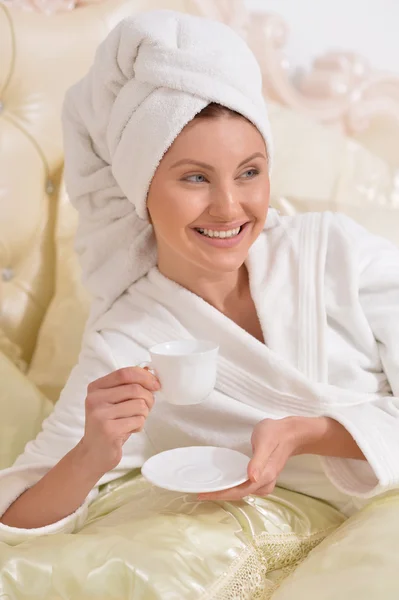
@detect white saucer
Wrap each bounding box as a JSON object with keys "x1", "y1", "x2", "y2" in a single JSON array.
[{"x1": 141, "y1": 446, "x2": 249, "y2": 494}]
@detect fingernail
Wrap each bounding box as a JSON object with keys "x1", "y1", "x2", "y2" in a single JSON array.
[{"x1": 251, "y1": 470, "x2": 259, "y2": 483}]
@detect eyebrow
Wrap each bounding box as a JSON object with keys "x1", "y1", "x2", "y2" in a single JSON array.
[{"x1": 170, "y1": 152, "x2": 266, "y2": 171}]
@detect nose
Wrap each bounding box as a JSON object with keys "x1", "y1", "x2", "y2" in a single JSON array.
[{"x1": 207, "y1": 183, "x2": 242, "y2": 222}]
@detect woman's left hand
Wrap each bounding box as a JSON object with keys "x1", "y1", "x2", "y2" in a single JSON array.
[
  {"x1": 198, "y1": 416, "x2": 304, "y2": 501},
  {"x1": 198, "y1": 415, "x2": 360, "y2": 502}
]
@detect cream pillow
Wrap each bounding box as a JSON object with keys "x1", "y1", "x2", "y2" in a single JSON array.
[
  {"x1": 28, "y1": 181, "x2": 91, "y2": 402},
  {"x1": 0, "y1": 327, "x2": 27, "y2": 374},
  {"x1": 273, "y1": 492, "x2": 399, "y2": 600},
  {"x1": 0, "y1": 350, "x2": 52, "y2": 469},
  {"x1": 269, "y1": 102, "x2": 399, "y2": 247}
]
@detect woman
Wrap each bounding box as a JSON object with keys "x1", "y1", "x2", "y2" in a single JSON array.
[{"x1": 1, "y1": 9, "x2": 399, "y2": 542}]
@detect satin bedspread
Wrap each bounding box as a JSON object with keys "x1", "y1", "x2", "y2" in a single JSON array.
[
  {"x1": 0, "y1": 470, "x2": 345, "y2": 600},
  {"x1": 2, "y1": 351, "x2": 399, "y2": 599}
]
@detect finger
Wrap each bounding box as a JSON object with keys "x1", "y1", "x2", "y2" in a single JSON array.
[
  {"x1": 255, "y1": 480, "x2": 277, "y2": 497},
  {"x1": 200, "y1": 433, "x2": 292, "y2": 503},
  {"x1": 248, "y1": 425, "x2": 278, "y2": 483},
  {"x1": 198, "y1": 476, "x2": 278, "y2": 502},
  {"x1": 251, "y1": 446, "x2": 290, "y2": 493},
  {"x1": 96, "y1": 383, "x2": 155, "y2": 409},
  {"x1": 200, "y1": 447, "x2": 287, "y2": 502},
  {"x1": 109, "y1": 398, "x2": 150, "y2": 420},
  {"x1": 116, "y1": 415, "x2": 147, "y2": 434},
  {"x1": 89, "y1": 367, "x2": 160, "y2": 393},
  {"x1": 247, "y1": 443, "x2": 277, "y2": 484},
  {"x1": 198, "y1": 479, "x2": 260, "y2": 502}
]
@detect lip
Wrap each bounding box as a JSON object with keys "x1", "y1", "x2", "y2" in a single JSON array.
[
  {"x1": 190, "y1": 222, "x2": 250, "y2": 249},
  {"x1": 191, "y1": 220, "x2": 248, "y2": 231}
]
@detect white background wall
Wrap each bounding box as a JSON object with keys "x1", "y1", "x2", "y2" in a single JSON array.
[{"x1": 244, "y1": 0, "x2": 399, "y2": 75}]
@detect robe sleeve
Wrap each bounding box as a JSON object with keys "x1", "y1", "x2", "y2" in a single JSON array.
[
  {"x1": 0, "y1": 328, "x2": 152, "y2": 545},
  {"x1": 321, "y1": 214, "x2": 399, "y2": 498}
]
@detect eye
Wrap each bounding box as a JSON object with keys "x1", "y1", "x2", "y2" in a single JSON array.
[
  {"x1": 240, "y1": 168, "x2": 259, "y2": 179},
  {"x1": 184, "y1": 174, "x2": 208, "y2": 183}
]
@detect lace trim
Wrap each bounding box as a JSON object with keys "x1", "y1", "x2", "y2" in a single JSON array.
[{"x1": 202, "y1": 527, "x2": 337, "y2": 600}]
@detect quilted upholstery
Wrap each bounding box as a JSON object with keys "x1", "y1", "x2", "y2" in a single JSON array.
[
  {"x1": 0, "y1": 0, "x2": 192, "y2": 365},
  {"x1": 269, "y1": 102, "x2": 399, "y2": 247},
  {"x1": 1, "y1": 0, "x2": 398, "y2": 384},
  {"x1": 1, "y1": 4, "x2": 399, "y2": 598}
]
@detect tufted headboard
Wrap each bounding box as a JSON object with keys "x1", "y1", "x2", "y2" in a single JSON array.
[
  {"x1": 1, "y1": 0, "x2": 398, "y2": 385},
  {"x1": 0, "y1": 0, "x2": 193, "y2": 365}
]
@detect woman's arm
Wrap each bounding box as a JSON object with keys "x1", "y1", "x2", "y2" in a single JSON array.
[
  {"x1": 293, "y1": 416, "x2": 365, "y2": 460},
  {"x1": 0, "y1": 330, "x2": 153, "y2": 544},
  {"x1": 0, "y1": 332, "x2": 112, "y2": 542},
  {"x1": 201, "y1": 217, "x2": 399, "y2": 503},
  {"x1": 319, "y1": 215, "x2": 399, "y2": 497},
  {"x1": 198, "y1": 415, "x2": 365, "y2": 502},
  {"x1": 0, "y1": 441, "x2": 101, "y2": 529}
]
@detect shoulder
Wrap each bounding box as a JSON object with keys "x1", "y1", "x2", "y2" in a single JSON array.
[
  {"x1": 270, "y1": 210, "x2": 399, "y2": 279},
  {"x1": 77, "y1": 289, "x2": 150, "y2": 370},
  {"x1": 80, "y1": 273, "x2": 170, "y2": 369},
  {"x1": 268, "y1": 207, "x2": 334, "y2": 236},
  {"x1": 325, "y1": 212, "x2": 399, "y2": 274},
  {"x1": 275, "y1": 209, "x2": 397, "y2": 254}
]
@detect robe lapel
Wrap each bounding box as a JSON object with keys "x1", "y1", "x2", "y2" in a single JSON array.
[
  {"x1": 296, "y1": 211, "x2": 329, "y2": 384},
  {"x1": 128, "y1": 211, "x2": 377, "y2": 418}
]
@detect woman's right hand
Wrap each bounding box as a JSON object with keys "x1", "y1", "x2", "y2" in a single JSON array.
[{"x1": 80, "y1": 367, "x2": 160, "y2": 476}]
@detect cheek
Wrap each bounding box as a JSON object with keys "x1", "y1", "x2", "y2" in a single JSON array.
[
  {"x1": 150, "y1": 188, "x2": 202, "y2": 236},
  {"x1": 248, "y1": 183, "x2": 270, "y2": 219}
]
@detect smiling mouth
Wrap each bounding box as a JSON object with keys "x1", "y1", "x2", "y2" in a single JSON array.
[{"x1": 194, "y1": 226, "x2": 243, "y2": 239}]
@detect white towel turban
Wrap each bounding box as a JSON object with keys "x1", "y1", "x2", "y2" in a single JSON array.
[{"x1": 62, "y1": 9, "x2": 274, "y2": 325}]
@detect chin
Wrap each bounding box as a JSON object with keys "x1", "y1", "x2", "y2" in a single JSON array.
[{"x1": 199, "y1": 254, "x2": 247, "y2": 274}]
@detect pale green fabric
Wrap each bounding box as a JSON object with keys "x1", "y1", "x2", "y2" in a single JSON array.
[
  {"x1": 1, "y1": 351, "x2": 345, "y2": 598},
  {"x1": 0, "y1": 471, "x2": 344, "y2": 600},
  {"x1": 0, "y1": 350, "x2": 52, "y2": 471},
  {"x1": 3, "y1": 351, "x2": 398, "y2": 599},
  {"x1": 273, "y1": 492, "x2": 399, "y2": 600}
]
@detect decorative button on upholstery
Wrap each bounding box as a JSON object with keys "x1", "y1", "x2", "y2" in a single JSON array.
[
  {"x1": 2, "y1": 267, "x2": 14, "y2": 282},
  {"x1": 45, "y1": 179, "x2": 55, "y2": 195}
]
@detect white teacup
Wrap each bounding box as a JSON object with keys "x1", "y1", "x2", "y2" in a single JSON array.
[{"x1": 140, "y1": 340, "x2": 219, "y2": 405}]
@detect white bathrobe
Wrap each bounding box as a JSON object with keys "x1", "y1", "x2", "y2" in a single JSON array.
[{"x1": 1, "y1": 211, "x2": 399, "y2": 545}]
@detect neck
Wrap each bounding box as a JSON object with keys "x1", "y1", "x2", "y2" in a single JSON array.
[{"x1": 158, "y1": 256, "x2": 250, "y2": 313}]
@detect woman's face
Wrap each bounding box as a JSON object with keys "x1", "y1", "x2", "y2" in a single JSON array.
[{"x1": 147, "y1": 114, "x2": 270, "y2": 276}]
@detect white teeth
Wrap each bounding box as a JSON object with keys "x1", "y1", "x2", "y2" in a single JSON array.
[{"x1": 196, "y1": 227, "x2": 241, "y2": 239}]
